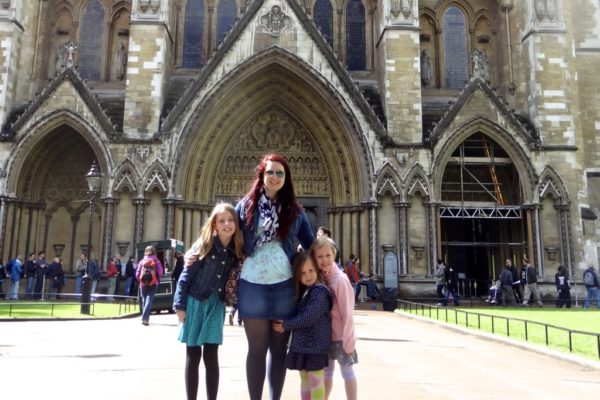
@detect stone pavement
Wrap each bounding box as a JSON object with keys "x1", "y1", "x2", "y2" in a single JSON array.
[{"x1": 2, "y1": 307, "x2": 600, "y2": 399}]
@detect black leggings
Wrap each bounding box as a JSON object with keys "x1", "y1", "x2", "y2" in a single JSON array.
[
  {"x1": 185, "y1": 344, "x2": 219, "y2": 400},
  {"x1": 244, "y1": 318, "x2": 290, "y2": 400}
]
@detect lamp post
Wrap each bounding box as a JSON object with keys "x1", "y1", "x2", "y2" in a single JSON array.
[{"x1": 81, "y1": 162, "x2": 102, "y2": 315}]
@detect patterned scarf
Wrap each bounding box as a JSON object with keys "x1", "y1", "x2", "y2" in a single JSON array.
[{"x1": 256, "y1": 190, "x2": 280, "y2": 247}]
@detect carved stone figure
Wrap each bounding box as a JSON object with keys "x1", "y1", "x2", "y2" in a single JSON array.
[
  {"x1": 1, "y1": 0, "x2": 10, "y2": 10},
  {"x1": 534, "y1": 0, "x2": 546, "y2": 21},
  {"x1": 391, "y1": 0, "x2": 412, "y2": 19},
  {"x1": 64, "y1": 41, "x2": 77, "y2": 68},
  {"x1": 260, "y1": 5, "x2": 292, "y2": 36},
  {"x1": 420, "y1": 49, "x2": 432, "y2": 86},
  {"x1": 116, "y1": 43, "x2": 128, "y2": 80},
  {"x1": 54, "y1": 44, "x2": 67, "y2": 76},
  {"x1": 471, "y1": 49, "x2": 489, "y2": 80},
  {"x1": 545, "y1": 0, "x2": 558, "y2": 21}
]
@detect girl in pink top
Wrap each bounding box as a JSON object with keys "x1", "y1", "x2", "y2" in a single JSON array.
[{"x1": 311, "y1": 237, "x2": 358, "y2": 400}]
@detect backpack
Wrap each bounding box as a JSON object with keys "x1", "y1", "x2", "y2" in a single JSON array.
[
  {"x1": 583, "y1": 270, "x2": 598, "y2": 287},
  {"x1": 141, "y1": 266, "x2": 155, "y2": 285},
  {"x1": 6, "y1": 259, "x2": 13, "y2": 274}
]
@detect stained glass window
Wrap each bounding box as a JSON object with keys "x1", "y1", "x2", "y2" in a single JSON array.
[
  {"x1": 443, "y1": 6, "x2": 468, "y2": 88},
  {"x1": 183, "y1": 0, "x2": 204, "y2": 68},
  {"x1": 346, "y1": 0, "x2": 365, "y2": 71},
  {"x1": 79, "y1": 0, "x2": 105, "y2": 80},
  {"x1": 217, "y1": 0, "x2": 237, "y2": 45},
  {"x1": 314, "y1": 0, "x2": 333, "y2": 47}
]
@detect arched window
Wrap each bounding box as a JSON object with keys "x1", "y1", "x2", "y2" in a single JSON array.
[
  {"x1": 346, "y1": 0, "x2": 365, "y2": 71},
  {"x1": 79, "y1": 0, "x2": 105, "y2": 80},
  {"x1": 443, "y1": 6, "x2": 468, "y2": 88},
  {"x1": 183, "y1": 0, "x2": 204, "y2": 68},
  {"x1": 313, "y1": 0, "x2": 333, "y2": 47},
  {"x1": 216, "y1": 0, "x2": 237, "y2": 45}
]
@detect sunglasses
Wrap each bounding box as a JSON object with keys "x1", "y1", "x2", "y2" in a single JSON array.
[{"x1": 265, "y1": 170, "x2": 285, "y2": 177}]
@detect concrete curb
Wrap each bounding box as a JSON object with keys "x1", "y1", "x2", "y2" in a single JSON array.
[{"x1": 394, "y1": 308, "x2": 600, "y2": 371}]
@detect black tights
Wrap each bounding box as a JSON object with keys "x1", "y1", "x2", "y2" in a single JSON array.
[
  {"x1": 244, "y1": 318, "x2": 290, "y2": 400},
  {"x1": 185, "y1": 344, "x2": 219, "y2": 400}
]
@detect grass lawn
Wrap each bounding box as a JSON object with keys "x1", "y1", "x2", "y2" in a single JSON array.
[
  {"x1": 400, "y1": 305, "x2": 600, "y2": 361},
  {"x1": 0, "y1": 301, "x2": 139, "y2": 319}
]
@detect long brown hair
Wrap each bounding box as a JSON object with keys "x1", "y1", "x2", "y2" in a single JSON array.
[
  {"x1": 244, "y1": 153, "x2": 300, "y2": 239},
  {"x1": 290, "y1": 251, "x2": 324, "y2": 299},
  {"x1": 196, "y1": 203, "x2": 244, "y2": 260}
]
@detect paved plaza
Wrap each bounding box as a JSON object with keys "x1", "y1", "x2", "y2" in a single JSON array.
[{"x1": 2, "y1": 308, "x2": 600, "y2": 399}]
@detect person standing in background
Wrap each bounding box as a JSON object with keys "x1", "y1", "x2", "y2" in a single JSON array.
[
  {"x1": 434, "y1": 258, "x2": 446, "y2": 306},
  {"x1": 33, "y1": 251, "x2": 48, "y2": 299},
  {"x1": 106, "y1": 257, "x2": 118, "y2": 301},
  {"x1": 554, "y1": 265, "x2": 571, "y2": 308},
  {"x1": 75, "y1": 254, "x2": 87, "y2": 295},
  {"x1": 24, "y1": 253, "x2": 37, "y2": 299}
]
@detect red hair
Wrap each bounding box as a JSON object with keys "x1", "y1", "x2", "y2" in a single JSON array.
[{"x1": 244, "y1": 153, "x2": 300, "y2": 240}]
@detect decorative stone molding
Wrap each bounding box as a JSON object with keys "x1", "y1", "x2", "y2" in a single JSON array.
[
  {"x1": 387, "y1": 0, "x2": 418, "y2": 27},
  {"x1": 133, "y1": 145, "x2": 151, "y2": 163},
  {"x1": 259, "y1": 5, "x2": 292, "y2": 37},
  {"x1": 544, "y1": 246, "x2": 558, "y2": 261},
  {"x1": 53, "y1": 244, "x2": 65, "y2": 257},
  {"x1": 411, "y1": 245, "x2": 425, "y2": 259},
  {"x1": 1, "y1": 1, "x2": 10, "y2": 10},
  {"x1": 132, "y1": 0, "x2": 167, "y2": 22},
  {"x1": 526, "y1": 0, "x2": 565, "y2": 33},
  {"x1": 116, "y1": 241, "x2": 130, "y2": 257}
]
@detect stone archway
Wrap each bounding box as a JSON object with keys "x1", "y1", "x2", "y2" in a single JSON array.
[
  {"x1": 170, "y1": 49, "x2": 375, "y2": 260},
  {"x1": 2, "y1": 125, "x2": 105, "y2": 270}
]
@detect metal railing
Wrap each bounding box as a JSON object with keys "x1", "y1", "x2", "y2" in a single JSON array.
[
  {"x1": 398, "y1": 300, "x2": 600, "y2": 359},
  {"x1": 0, "y1": 293, "x2": 139, "y2": 318}
]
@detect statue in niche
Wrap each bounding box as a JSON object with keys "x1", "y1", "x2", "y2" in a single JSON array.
[
  {"x1": 420, "y1": 49, "x2": 432, "y2": 87},
  {"x1": 260, "y1": 5, "x2": 292, "y2": 36},
  {"x1": 116, "y1": 42, "x2": 128, "y2": 80}
]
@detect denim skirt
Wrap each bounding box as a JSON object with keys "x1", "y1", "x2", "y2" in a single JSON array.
[{"x1": 237, "y1": 278, "x2": 296, "y2": 319}]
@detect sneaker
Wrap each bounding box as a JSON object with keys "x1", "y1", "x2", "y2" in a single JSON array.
[
  {"x1": 228, "y1": 314, "x2": 234, "y2": 326},
  {"x1": 142, "y1": 320, "x2": 149, "y2": 326},
  {"x1": 435, "y1": 303, "x2": 442, "y2": 306},
  {"x1": 370, "y1": 303, "x2": 377, "y2": 310}
]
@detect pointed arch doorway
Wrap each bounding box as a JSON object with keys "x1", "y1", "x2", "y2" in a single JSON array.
[{"x1": 439, "y1": 133, "x2": 527, "y2": 296}]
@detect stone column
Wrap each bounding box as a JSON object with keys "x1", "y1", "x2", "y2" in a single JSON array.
[
  {"x1": 425, "y1": 202, "x2": 439, "y2": 276},
  {"x1": 163, "y1": 198, "x2": 182, "y2": 240},
  {"x1": 101, "y1": 198, "x2": 116, "y2": 268},
  {"x1": 555, "y1": 203, "x2": 573, "y2": 275},
  {"x1": 69, "y1": 215, "x2": 80, "y2": 272},
  {"x1": 133, "y1": 198, "x2": 149, "y2": 256},
  {"x1": 376, "y1": 0, "x2": 422, "y2": 143},
  {"x1": 364, "y1": 201, "x2": 379, "y2": 276},
  {"x1": 394, "y1": 201, "x2": 409, "y2": 275},
  {"x1": 124, "y1": 0, "x2": 174, "y2": 138}
]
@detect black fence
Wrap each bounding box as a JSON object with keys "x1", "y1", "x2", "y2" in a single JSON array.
[{"x1": 398, "y1": 300, "x2": 600, "y2": 359}]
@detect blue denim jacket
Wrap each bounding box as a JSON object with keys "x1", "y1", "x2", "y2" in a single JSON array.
[
  {"x1": 235, "y1": 196, "x2": 315, "y2": 261},
  {"x1": 173, "y1": 237, "x2": 238, "y2": 310}
]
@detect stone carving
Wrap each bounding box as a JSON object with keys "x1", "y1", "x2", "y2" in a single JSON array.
[
  {"x1": 139, "y1": 0, "x2": 160, "y2": 13},
  {"x1": 1, "y1": 0, "x2": 10, "y2": 10},
  {"x1": 55, "y1": 43, "x2": 67, "y2": 75},
  {"x1": 420, "y1": 49, "x2": 432, "y2": 87},
  {"x1": 64, "y1": 41, "x2": 78, "y2": 69},
  {"x1": 534, "y1": 0, "x2": 559, "y2": 22},
  {"x1": 116, "y1": 43, "x2": 128, "y2": 80},
  {"x1": 216, "y1": 108, "x2": 329, "y2": 197},
  {"x1": 134, "y1": 145, "x2": 151, "y2": 162},
  {"x1": 391, "y1": 0, "x2": 412, "y2": 19},
  {"x1": 260, "y1": 5, "x2": 292, "y2": 36},
  {"x1": 471, "y1": 48, "x2": 489, "y2": 80}
]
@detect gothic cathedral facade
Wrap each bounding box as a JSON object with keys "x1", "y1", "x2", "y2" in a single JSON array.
[{"x1": 0, "y1": 0, "x2": 598, "y2": 296}]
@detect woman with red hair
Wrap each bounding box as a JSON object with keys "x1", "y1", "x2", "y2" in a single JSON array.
[{"x1": 235, "y1": 153, "x2": 315, "y2": 400}]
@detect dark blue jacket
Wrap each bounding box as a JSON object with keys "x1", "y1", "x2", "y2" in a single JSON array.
[
  {"x1": 235, "y1": 196, "x2": 314, "y2": 261},
  {"x1": 283, "y1": 284, "x2": 333, "y2": 355},
  {"x1": 173, "y1": 237, "x2": 238, "y2": 310}
]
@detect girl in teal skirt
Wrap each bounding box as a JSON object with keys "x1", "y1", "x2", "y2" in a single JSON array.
[{"x1": 173, "y1": 203, "x2": 244, "y2": 400}]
